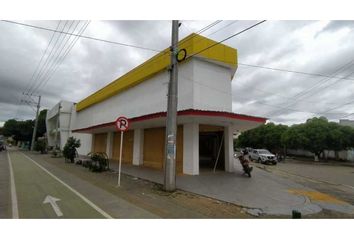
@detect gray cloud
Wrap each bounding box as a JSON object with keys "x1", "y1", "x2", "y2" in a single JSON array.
[{"x1": 1, "y1": 20, "x2": 354, "y2": 125}]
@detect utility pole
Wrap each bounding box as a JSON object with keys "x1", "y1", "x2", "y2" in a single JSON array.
[
  {"x1": 164, "y1": 20, "x2": 179, "y2": 192},
  {"x1": 54, "y1": 102, "x2": 61, "y2": 149},
  {"x1": 30, "y1": 95, "x2": 41, "y2": 151}
]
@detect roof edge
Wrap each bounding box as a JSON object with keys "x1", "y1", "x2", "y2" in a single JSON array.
[{"x1": 72, "y1": 109, "x2": 266, "y2": 133}]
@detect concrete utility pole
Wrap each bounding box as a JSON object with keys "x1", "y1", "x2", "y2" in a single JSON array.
[
  {"x1": 164, "y1": 20, "x2": 179, "y2": 192},
  {"x1": 30, "y1": 95, "x2": 41, "y2": 151},
  {"x1": 54, "y1": 102, "x2": 61, "y2": 149}
]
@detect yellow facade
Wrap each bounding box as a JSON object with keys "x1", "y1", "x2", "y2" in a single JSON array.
[{"x1": 76, "y1": 33, "x2": 238, "y2": 112}]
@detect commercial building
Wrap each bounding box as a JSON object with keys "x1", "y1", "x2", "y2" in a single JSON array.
[{"x1": 47, "y1": 33, "x2": 266, "y2": 175}]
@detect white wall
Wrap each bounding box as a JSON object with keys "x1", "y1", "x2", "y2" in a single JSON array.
[
  {"x1": 74, "y1": 58, "x2": 233, "y2": 130},
  {"x1": 69, "y1": 104, "x2": 92, "y2": 155},
  {"x1": 193, "y1": 59, "x2": 232, "y2": 112},
  {"x1": 287, "y1": 149, "x2": 354, "y2": 162}
]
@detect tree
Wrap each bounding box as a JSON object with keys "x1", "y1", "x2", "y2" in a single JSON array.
[
  {"x1": 326, "y1": 123, "x2": 354, "y2": 160},
  {"x1": 36, "y1": 109, "x2": 47, "y2": 138},
  {"x1": 236, "y1": 123, "x2": 288, "y2": 152},
  {"x1": 3, "y1": 119, "x2": 34, "y2": 143},
  {"x1": 2, "y1": 119, "x2": 19, "y2": 137},
  {"x1": 63, "y1": 137, "x2": 81, "y2": 163},
  {"x1": 34, "y1": 138, "x2": 47, "y2": 154},
  {"x1": 281, "y1": 123, "x2": 307, "y2": 151},
  {"x1": 2, "y1": 109, "x2": 47, "y2": 145}
]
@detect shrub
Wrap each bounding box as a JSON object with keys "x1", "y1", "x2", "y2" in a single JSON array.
[
  {"x1": 63, "y1": 137, "x2": 80, "y2": 163},
  {"x1": 34, "y1": 138, "x2": 47, "y2": 154},
  {"x1": 89, "y1": 152, "x2": 108, "y2": 172}
]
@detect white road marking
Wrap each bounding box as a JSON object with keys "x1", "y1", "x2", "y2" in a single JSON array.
[
  {"x1": 21, "y1": 152, "x2": 113, "y2": 219},
  {"x1": 7, "y1": 151, "x2": 19, "y2": 219},
  {"x1": 43, "y1": 195, "x2": 63, "y2": 217}
]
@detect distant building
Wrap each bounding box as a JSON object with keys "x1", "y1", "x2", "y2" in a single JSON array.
[
  {"x1": 339, "y1": 119, "x2": 354, "y2": 128},
  {"x1": 47, "y1": 33, "x2": 267, "y2": 175},
  {"x1": 46, "y1": 100, "x2": 91, "y2": 155}
]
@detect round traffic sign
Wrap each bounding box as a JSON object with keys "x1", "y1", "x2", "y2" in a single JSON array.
[{"x1": 115, "y1": 116, "x2": 129, "y2": 132}]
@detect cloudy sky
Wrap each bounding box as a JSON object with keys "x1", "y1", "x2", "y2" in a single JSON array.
[{"x1": 1, "y1": 20, "x2": 354, "y2": 127}]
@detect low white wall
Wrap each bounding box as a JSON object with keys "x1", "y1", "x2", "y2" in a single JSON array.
[{"x1": 287, "y1": 149, "x2": 354, "y2": 162}]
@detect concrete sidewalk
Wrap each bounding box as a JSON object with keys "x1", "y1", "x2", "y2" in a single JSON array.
[{"x1": 112, "y1": 160, "x2": 354, "y2": 216}]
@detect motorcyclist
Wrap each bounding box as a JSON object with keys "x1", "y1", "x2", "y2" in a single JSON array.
[{"x1": 238, "y1": 149, "x2": 253, "y2": 177}]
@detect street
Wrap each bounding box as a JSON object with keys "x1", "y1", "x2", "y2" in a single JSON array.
[
  {"x1": 259, "y1": 161, "x2": 354, "y2": 209},
  {"x1": 1, "y1": 148, "x2": 354, "y2": 218}
]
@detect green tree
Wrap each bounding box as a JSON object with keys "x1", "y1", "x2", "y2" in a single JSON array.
[
  {"x1": 236, "y1": 123, "x2": 288, "y2": 152},
  {"x1": 63, "y1": 137, "x2": 81, "y2": 163},
  {"x1": 3, "y1": 119, "x2": 34, "y2": 143},
  {"x1": 301, "y1": 117, "x2": 331, "y2": 160},
  {"x1": 36, "y1": 109, "x2": 47, "y2": 138}
]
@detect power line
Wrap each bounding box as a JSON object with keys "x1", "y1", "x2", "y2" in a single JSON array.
[
  {"x1": 32, "y1": 21, "x2": 91, "y2": 95},
  {"x1": 29, "y1": 21, "x2": 82, "y2": 95},
  {"x1": 266, "y1": 58, "x2": 354, "y2": 116},
  {"x1": 238, "y1": 63, "x2": 354, "y2": 81},
  {"x1": 1, "y1": 20, "x2": 161, "y2": 53},
  {"x1": 320, "y1": 98, "x2": 354, "y2": 115},
  {"x1": 23, "y1": 20, "x2": 62, "y2": 94},
  {"x1": 26, "y1": 20, "x2": 72, "y2": 94},
  {"x1": 186, "y1": 20, "x2": 267, "y2": 60},
  {"x1": 207, "y1": 20, "x2": 239, "y2": 36},
  {"x1": 196, "y1": 20, "x2": 223, "y2": 34}
]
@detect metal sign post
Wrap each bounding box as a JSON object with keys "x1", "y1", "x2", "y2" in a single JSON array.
[{"x1": 115, "y1": 116, "x2": 129, "y2": 187}]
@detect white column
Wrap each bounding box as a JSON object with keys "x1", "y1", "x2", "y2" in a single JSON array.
[
  {"x1": 133, "y1": 129, "x2": 144, "y2": 165},
  {"x1": 183, "y1": 122, "x2": 199, "y2": 175},
  {"x1": 91, "y1": 134, "x2": 95, "y2": 152},
  {"x1": 106, "y1": 132, "x2": 114, "y2": 159},
  {"x1": 224, "y1": 125, "x2": 235, "y2": 172}
]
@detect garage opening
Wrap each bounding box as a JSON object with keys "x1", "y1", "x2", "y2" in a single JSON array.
[
  {"x1": 143, "y1": 126, "x2": 184, "y2": 173},
  {"x1": 199, "y1": 125, "x2": 225, "y2": 171},
  {"x1": 92, "y1": 133, "x2": 107, "y2": 154}
]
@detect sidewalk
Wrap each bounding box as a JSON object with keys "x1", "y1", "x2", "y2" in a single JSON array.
[{"x1": 110, "y1": 161, "x2": 328, "y2": 216}]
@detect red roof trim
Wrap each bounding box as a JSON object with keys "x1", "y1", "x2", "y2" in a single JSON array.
[{"x1": 72, "y1": 109, "x2": 266, "y2": 133}]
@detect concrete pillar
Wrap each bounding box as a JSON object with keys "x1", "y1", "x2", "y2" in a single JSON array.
[
  {"x1": 91, "y1": 134, "x2": 95, "y2": 152},
  {"x1": 133, "y1": 129, "x2": 144, "y2": 165},
  {"x1": 106, "y1": 132, "x2": 114, "y2": 159},
  {"x1": 183, "y1": 122, "x2": 199, "y2": 175},
  {"x1": 224, "y1": 125, "x2": 235, "y2": 172}
]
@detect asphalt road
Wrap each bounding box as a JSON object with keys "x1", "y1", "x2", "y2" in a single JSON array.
[
  {"x1": 0, "y1": 150, "x2": 11, "y2": 218},
  {"x1": 257, "y1": 161, "x2": 354, "y2": 211}
]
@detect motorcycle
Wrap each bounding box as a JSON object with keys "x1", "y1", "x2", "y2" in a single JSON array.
[{"x1": 238, "y1": 154, "x2": 253, "y2": 177}]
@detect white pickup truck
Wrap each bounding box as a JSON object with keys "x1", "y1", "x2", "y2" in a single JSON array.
[{"x1": 249, "y1": 149, "x2": 277, "y2": 165}]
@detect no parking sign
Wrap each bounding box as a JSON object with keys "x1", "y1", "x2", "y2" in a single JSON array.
[
  {"x1": 115, "y1": 116, "x2": 129, "y2": 132},
  {"x1": 115, "y1": 116, "x2": 129, "y2": 187}
]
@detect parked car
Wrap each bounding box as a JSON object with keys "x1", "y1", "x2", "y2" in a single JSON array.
[{"x1": 249, "y1": 149, "x2": 277, "y2": 165}]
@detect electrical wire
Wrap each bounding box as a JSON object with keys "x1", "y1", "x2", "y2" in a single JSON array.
[
  {"x1": 186, "y1": 20, "x2": 266, "y2": 60},
  {"x1": 29, "y1": 21, "x2": 82, "y2": 94},
  {"x1": 22, "y1": 20, "x2": 62, "y2": 94},
  {"x1": 26, "y1": 20, "x2": 71, "y2": 94},
  {"x1": 266, "y1": 58, "x2": 354, "y2": 116},
  {"x1": 1, "y1": 20, "x2": 163, "y2": 53},
  {"x1": 238, "y1": 63, "x2": 354, "y2": 81},
  {"x1": 33, "y1": 21, "x2": 91, "y2": 95}
]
